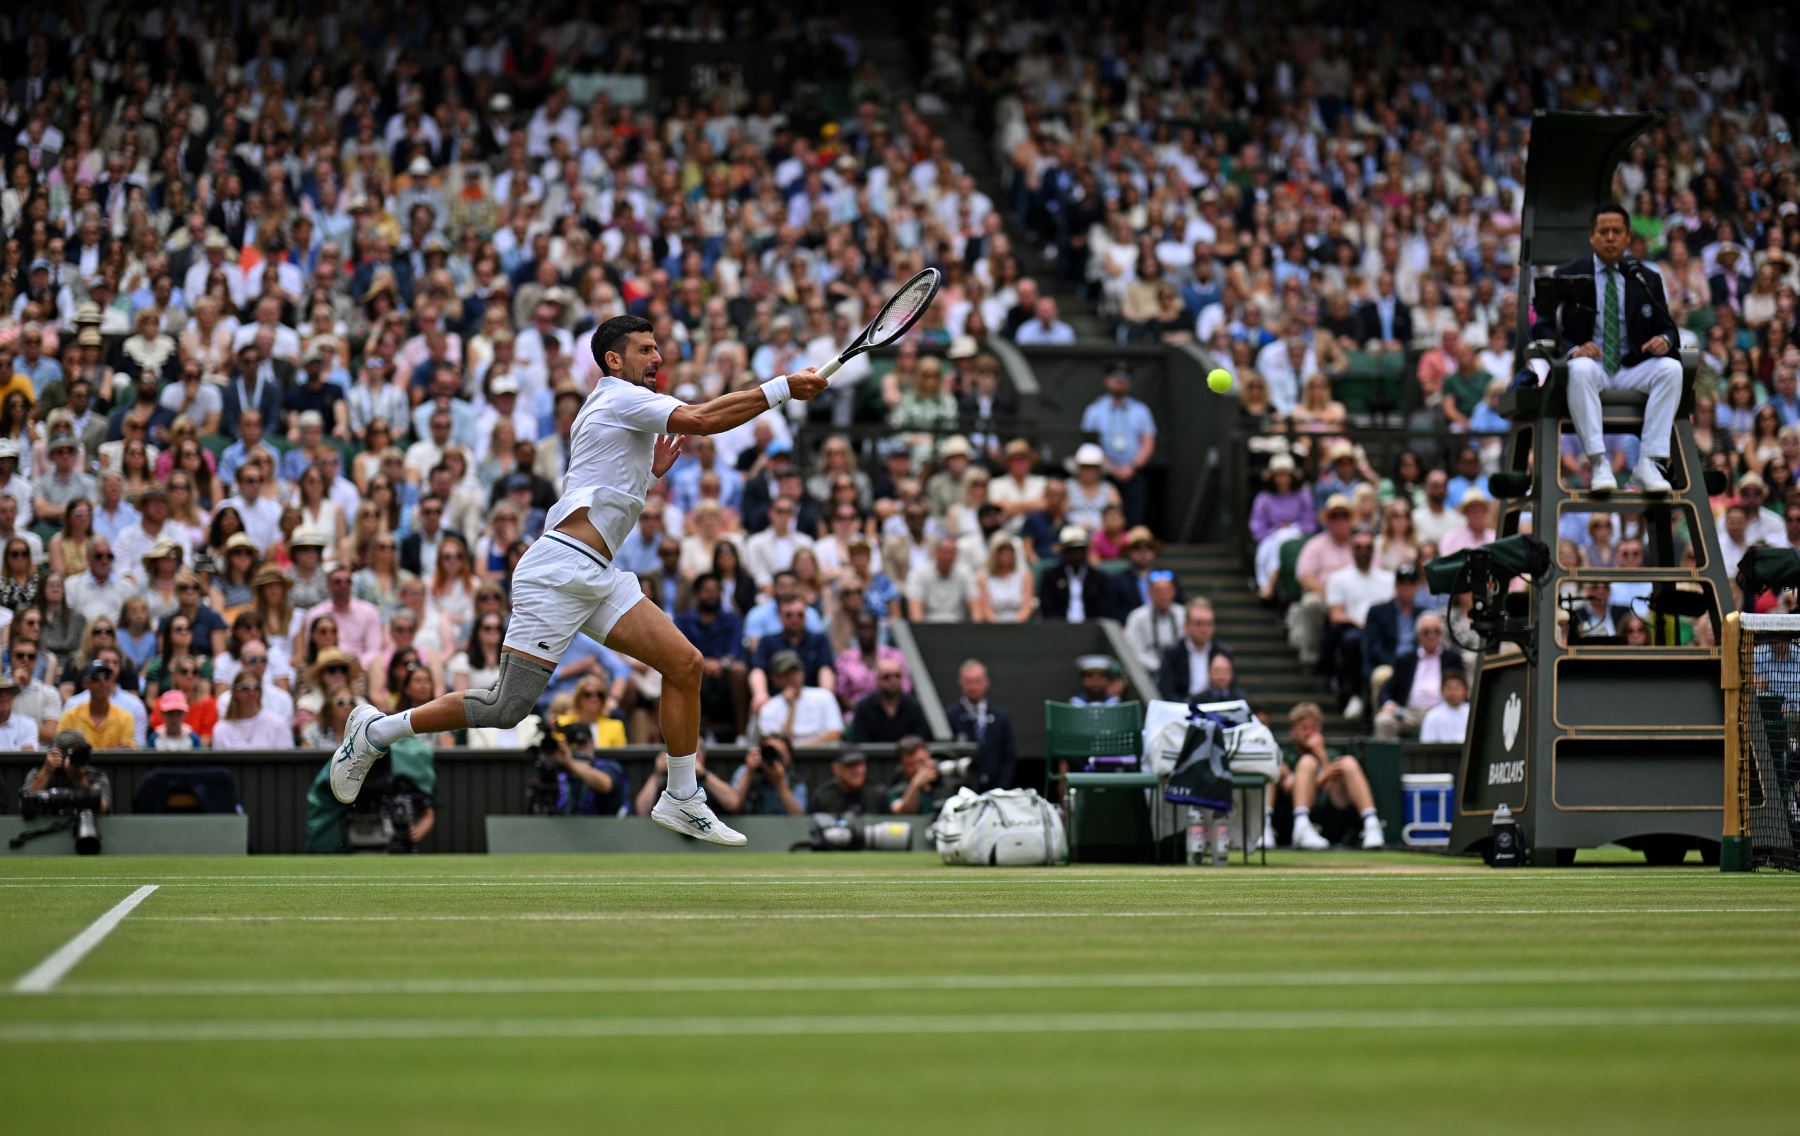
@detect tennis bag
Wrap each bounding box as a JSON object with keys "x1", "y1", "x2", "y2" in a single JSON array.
[{"x1": 928, "y1": 787, "x2": 1067, "y2": 866}]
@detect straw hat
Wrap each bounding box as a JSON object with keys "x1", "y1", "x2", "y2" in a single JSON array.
[
  {"x1": 1318, "y1": 493, "x2": 1354, "y2": 520},
  {"x1": 1457, "y1": 488, "x2": 1494, "y2": 514},
  {"x1": 1124, "y1": 525, "x2": 1161, "y2": 553},
  {"x1": 1056, "y1": 524, "x2": 1090, "y2": 550},
  {"x1": 1003, "y1": 439, "x2": 1037, "y2": 462},
  {"x1": 1263, "y1": 453, "x2": 1298, "y2": 480},
  {"x1": 252, "y1": 564, "x2": 291, "y2": 589}
]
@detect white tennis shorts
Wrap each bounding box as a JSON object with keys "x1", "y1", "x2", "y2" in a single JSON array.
[{"x1": 503, "y1": 531, "x2": 645, "y2": 662}]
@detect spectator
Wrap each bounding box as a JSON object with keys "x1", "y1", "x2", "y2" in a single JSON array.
[
  {"x1": 849, "y1": 655, "x2": 929, "y2": 745},
  {"x1": 972, "y1": 534, "x2": 1034, "y2": 623},
  {"x1": 1064, "y1": 443, "x2": 1121, "y2": 531},
  {"x1": 1079, "y1": 365, "x2": 1158, "y2": 525},
  {"x1": 9, "y1": 638, "x2": 62, "y2": 744},
  {"x1": 303, "y1": 565, "x2": 384, "y2": 663},
  {"x1": 0, "y1": 672, "x2": 38, "y2": 750},
  {"x1": 148, "y1": 656, "x2": 220, "y2": 744},
  {"x1": 633, "y1": 750, "x2": 740, "y2": 818},
  {"x1": 745, "y1": 495, "x2": 816, "y2": 588},
  {"x1": 990, "y1": 439, "x2": 1047, "y2": 531},
  {"x1": 57, "y1": 658, "x2": 134, "y2": 749},
  {"x1": 754, "y1": 650, "x2": 844, "y2": 747},
  {"x1": 65, "y1": 538, "x2": 133, "y2": 625},
  {"x1": 1288, "y1": 495, "x2": 1357, "y2": 668},
  {"x1": 1323, "y1": 527, "x2": 1396, "y2": 720},
  {"x1": 675, "y1": 573, "x2": 750, "y2": 742},
  {"x1": 835, "y1": 610, "x2": 908, "y2": 708},
  {"x1": 1194, "y1": 654, "x2": 1251, "y2": 706},
  {"x1": 31, "y1": 432, "x2": 94, "y2": 526},
  {"x1": 1038, "y1": 525, "x2": 1111, "y2": 623},
  {"x1": 907, "y1": 536, "x2": 975, "y2": 624},
  {"x1": 946, "y1": 658, "x2": 1017, "y2": 791},
  {"x1": 545, "y1": 720, "x2": 632, "y2": 817},
  {"x1": 1374, "y1": 612, "x2": 1464, "y2": 741},
  {"x1": 1412, "y1": 470, "x2": 1459, "y2": 548},
  {"x1": 1419, "y1": 668, "x2": 1472, "y2": 744},
  {"x1": 1156, "y1": 597, "x2": 1235, "y2": 703},
  {"x1": 1439, "y1": 488, "x2": 1498, "y2": 555},
  {"x1": 20, "y1": 731, "x2": 111, "y2": 815},
  {"x1": 1274, "y1": 702, "x2": 1386, "y2": 851},
  {"x1": 149, "y1": 691, "x2": 204, "y2": 751},
  {"x1": 1363, "y1": 563, "x2": 1428, "y2": 714},
  {"x1": 1013, "y1": 297, "x2": 1075, "y2": 345},
  {"x1": 1069, "y1": 655, "x2": 1123, "y2": 706},
  {"x1": 1250, "y1": 454, "x2": 1316, "y2": 598},
  {"x1": 888, "y1": 735, "x2": 946, "y2": 815},
  {"x1": 1569, "y1": 582, "x2": 1634, "y2": 640},
  {"x1": 1124, "y1": 570, "x2": 1182, "y2": 677},
  {"x1": 729, "y1": 735, "x2": 807, "y2": 816},
  {"x1": 810, "y1": 749, "x2": 887, "y2": 817}
]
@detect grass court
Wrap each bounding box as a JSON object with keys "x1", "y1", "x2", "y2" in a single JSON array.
[{"x1": 4, "y1": 851, "x2": 1798, "y2": 1134}]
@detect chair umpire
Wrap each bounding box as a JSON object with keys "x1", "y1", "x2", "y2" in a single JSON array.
[{"x1": 1536, "y1": 202, "x2": 1682, "y2": 495}]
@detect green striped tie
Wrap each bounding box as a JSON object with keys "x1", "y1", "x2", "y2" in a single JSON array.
[{"x1": 1602, "y1": 266, "x2": 1621, "y2": 374}]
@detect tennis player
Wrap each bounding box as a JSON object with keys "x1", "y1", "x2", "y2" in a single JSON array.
[{"x1": 330, "y1": 315, "x2": 827, "y2": 845}]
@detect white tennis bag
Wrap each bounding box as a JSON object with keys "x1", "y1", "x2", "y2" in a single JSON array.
[{"x1": 929, "y1": 788, "x2": 1067, "y2": 866}]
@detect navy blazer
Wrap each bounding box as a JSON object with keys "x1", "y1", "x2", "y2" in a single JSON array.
[
  {"x1": 1037, "y1": 562, "x2": 1113, "y2": 623},
  {"x1": 1362, "y1": 599, "x2": 1426, "y2": 676},
  {"x1": 1379, "y1": 646, "x2": 1467, "y2": 709},
  {"x1": 1534, "y1": 255, "x2": 1679, "y2": 370},
  {"x1": 1155, "y1": 638, "x2": 1236, "y2": 703},
  {"x1": 946, "y1": 699, "x2": 1017, "y2": 791}
]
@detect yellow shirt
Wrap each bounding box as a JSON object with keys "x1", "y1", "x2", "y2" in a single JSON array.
[
  {"x1": 593, "y1": 716, "x2": 627, "y2": 748},
  {"x1": 59, "y1": 702, "x2": 137, "y2": 750}
]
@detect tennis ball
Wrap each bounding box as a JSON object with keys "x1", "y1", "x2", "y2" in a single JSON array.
[{"x1": 1207, "y1": 368, "x2": 1232, "y2": 394}]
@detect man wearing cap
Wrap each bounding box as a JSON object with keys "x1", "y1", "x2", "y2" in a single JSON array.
[
  {"x1": 1290, "y1": 495, "x2": 1358, "y2": 668},
  {"x1": 285, "y1": 344, "x2": 350, "y2": 439},
  {"x1": 754, "y1": 649, "x2": 844, "y2": 747},
  {"x1": 221, "y1": 341, "x2": 288, "y2": 440},
  {"x1": 809, "y1": 749, "x2": 887, "y2": 817},
  {"x1": 1363, "y1": 562, "x2": 1428, "y2": 714},
  {"x1": 1440, "y1": 488, "x2": 1498, "y2": 555},
  {"x1": 1070, "y1": 655, "x2": 1124, "y2": 707},
  {"x1": 475, "y1": 374, "x2": 534, "y2": 458},
  {"x1": 58, "y1": 659, "x2": 136, "y2": 749},
  {"x1": 1735, "y1": 472, "x2": 1789, "y2": 549},
  {"x1": 1080, "y1": 365, "x2": 1158, "y2": 525},
  {"x1": 217, "y1": 408, "x2": 281, "y2": 489},
  {"x1": 31, "y1": 432, "x2": 98, "y2": 527},
  {"x1": 1038, "y1": 524, "x2": 1112, "y2": 624},
  {"x1": 114, "y1": 484, "x2": 193, "y2": 580},
  {"x1": 0, "y1": 672, "x2": 38, "y2": 750}
]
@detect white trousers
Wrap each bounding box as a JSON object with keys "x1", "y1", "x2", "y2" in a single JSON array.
[{"x1": 1566, "y1": 355, "x2": 1682, "y2": 462}]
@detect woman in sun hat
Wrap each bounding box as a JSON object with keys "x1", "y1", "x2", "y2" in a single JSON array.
[{"x1": 1250, "y1": 452, "x2": 1315, "y2": 598}]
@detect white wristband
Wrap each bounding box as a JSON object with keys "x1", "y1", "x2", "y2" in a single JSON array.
[{"x1": 761, "y1": 376, "x2": 791, "y2": 408}]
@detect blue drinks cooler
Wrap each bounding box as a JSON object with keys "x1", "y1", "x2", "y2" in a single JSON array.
[{"x1": 1402, "y1": 773, "x2": 1454, "y2": 847}]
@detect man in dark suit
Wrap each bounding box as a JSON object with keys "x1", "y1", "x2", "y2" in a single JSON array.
[
  {"x1": 1708, "y1": 245, "x2": 1752, "y2": 314},
  {"x1": 1156, "y1": 597, "x2": 1235, "y2": 702},
  {"x1": 1110, "y1": 526, "x2": 1184, "y2": 614},
  {"x1": 219, "y1": 342, "x2": 290, "y2": 440},
  {"x1": 945, "y1": 658, "x2": 1016, "y2": 791},
  {"x1": 399, "y1": 495, "x2": 469, "y2": 578},
  {"x1": 1534, "y1": 203, "x2": 1681, "y2": 495},
  {"x1": 1037, "y1": 525, "x2": 1112, "y2": 623},
  {"x1": 1362, "y1": 562, "x2": 1427, "y2": 707},
  {"x1": 1354, "y1": 270, "x2": 1412, "y2": 352},
  {"x1": 1374, "y1": 611, "x2": 1465, "y2": 740}
]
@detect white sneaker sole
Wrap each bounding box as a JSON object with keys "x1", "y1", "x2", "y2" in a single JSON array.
[
  {"x1": 651, "y1": 805, "x2": 748, "y2": 847},
  {"x1": 329, "y1": 706, "x2": 385, "y2": 805}
]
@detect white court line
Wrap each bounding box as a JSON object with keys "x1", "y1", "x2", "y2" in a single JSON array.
[
  {"x1": 11, "y1": 885, "x2": 158, "y2": 995},
  {"x1": 0, "y1": 870, "x2": 1763, "y2": 888},
  {"x1": 5, "y1": 1003, "x2": 1800, "y2": 1045},
  {"x1": 40, "y1": 964, "x2": 1800, "y2": 1000},
  {"x1": 129, "y1": 905, "x2": 1799, "y2": 924}
]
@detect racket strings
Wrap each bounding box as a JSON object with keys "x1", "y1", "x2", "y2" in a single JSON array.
[{"x1": 870, "y1": 274, "x2": 939, "y2": 343}]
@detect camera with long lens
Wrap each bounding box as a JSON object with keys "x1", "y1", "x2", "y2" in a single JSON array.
[
  {"x1": 525, "y1": 719, "x2": 591, "y2": 815},
  {"x1": 803, "y1": 814, "x2": 914, "y2": 852},
  {"x1": 936, "y1": 757, "x2": 973, "y2": 794},
  {"x1": 1425, "y1": 535, "x2": 1551, "y2": 655},
  {"x1": 17, "y1": 787, "x2": 104, "y2": 855},
  {"x1": 344, "y1": 773, "x2": 427, "y2": 853}
]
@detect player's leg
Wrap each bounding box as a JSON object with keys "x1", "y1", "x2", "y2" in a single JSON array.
[
  {"x1": 1619, "y1": 356, "x2": 1681, "y2": 489},
  {"x1": 600, "y1": 596, "x2": 745, "y2": 847}
]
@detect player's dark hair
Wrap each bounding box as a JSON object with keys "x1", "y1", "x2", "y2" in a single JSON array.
[
  {"x1": 591, "y1": 315, "x2": 654, "y2": 375},
  {"x1": 1590, "y1": 202, "x2": 1630, "y2": 231}
]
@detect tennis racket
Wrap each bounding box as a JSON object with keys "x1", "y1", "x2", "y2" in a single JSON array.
[{"x1": 818, "y1": 268, "x2": 942, "y2": 381}]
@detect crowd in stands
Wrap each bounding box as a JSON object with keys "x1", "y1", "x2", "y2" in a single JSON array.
[{"x1": 912, "y1": 0, "x2": 1797, "y2": 739}]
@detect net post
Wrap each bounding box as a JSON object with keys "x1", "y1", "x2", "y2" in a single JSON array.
[{"x1": 1720, "y1": 612, "x2": 1752, "y2": 872}]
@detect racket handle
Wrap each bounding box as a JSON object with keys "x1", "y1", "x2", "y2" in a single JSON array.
[{"x1": 819, "y1": 358, "x2": 842, "y2": 381}]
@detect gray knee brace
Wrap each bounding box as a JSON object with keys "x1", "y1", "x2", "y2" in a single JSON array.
[{"x1": 464, "y1": 652, "x2": 556, "y2": 728}]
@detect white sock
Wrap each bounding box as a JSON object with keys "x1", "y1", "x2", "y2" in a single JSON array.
[
  {"x1": 368, "y1": 710, "x2": 415, "y2": 749},
  {"x1": 1293, "y1": 807, "x2": 1311, "y2": 822},
  {"x1": 1361, "y1": 808, "x2": 1379, "y2": 822},
  {"x1": 666, "y1": 752, "x2": 698, "y2": 799}
]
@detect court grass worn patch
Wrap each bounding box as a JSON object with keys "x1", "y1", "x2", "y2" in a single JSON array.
[{"x1": 3, "y1": 852, "x2": 1798, "y2": 1135}]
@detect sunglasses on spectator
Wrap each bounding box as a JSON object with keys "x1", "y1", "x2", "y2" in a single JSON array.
[
  {"x1": 7, "y1": 550, "x2": 28, "y2": 559},
  {"x1": 14, "y1": 650, "x2": 37, "y2": 662},
  {"x1": 90, "y1": 551, "x2": 114, "y2": 561},
  {"x1": 178, "y1": 583, "x2": 200, "y2": 592},
  {"x1": 235, "y1": 684, "x2": 259, "y2": 694}
]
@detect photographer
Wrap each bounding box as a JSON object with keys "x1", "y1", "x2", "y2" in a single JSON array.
[
  {"x1": 531, "y1": 719, "x2": 632, "y2": 817},
  {"x1": 728, "y1": 733, "x2": 807, "y2": 816},
  {"x1": 888, "y1": 735, "x2": 944, "y2": 816},
  {"x1": 21, "y1": 729, "x2": 112, "y2": 814},
  {"x1": 810, "y1": 749, "x2": 886, "y2": 817}
]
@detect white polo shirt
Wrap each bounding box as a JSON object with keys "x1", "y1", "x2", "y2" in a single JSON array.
[{"x1": 549, "y1": 377, "x2": 684, "y2": 555}]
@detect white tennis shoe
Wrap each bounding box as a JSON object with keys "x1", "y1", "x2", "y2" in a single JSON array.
[
  {"x1": 1291, "y1": 814, "x2": 1331, "y2": 851},
  {"x1": 651, "y1": 787, "x2": 747, "y2": 847},
  {"x1": 329, "y1": 705, "x2": 388, "y2": 805}
]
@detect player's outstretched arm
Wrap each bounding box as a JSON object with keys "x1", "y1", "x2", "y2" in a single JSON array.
[{"x1": 666, "y1": 369, "x2": 828, "y2": 437}]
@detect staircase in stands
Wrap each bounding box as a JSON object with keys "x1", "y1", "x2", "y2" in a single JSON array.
[{"x1": 1160, "y1": 544, "x2": 1354, "y2": 735}]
